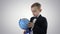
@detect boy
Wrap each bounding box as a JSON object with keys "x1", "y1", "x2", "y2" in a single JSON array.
[{"x1": 28, "y1": 2, "x2": 48, "y2": 34}]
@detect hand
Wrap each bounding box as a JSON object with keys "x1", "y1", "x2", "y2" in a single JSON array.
[
  {"x1": 23, "y1": 30, "x2": 26, "y2": 34},
  {"x1": 28, "y1": 22, "x2": 33, "y2": 28}
]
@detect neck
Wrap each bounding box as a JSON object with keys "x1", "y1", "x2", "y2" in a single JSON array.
[{"x1": 37, "y1": 13, "x2": 41, "y2": 17}]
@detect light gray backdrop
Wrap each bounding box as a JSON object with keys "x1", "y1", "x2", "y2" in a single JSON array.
[{"x1": 0, "y1": 0, "x2": 60, "y2": 34}]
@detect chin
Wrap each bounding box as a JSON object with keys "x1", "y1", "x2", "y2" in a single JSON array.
[{"x1": 34, "y1": 15, "x2": 38, "y2": 17}]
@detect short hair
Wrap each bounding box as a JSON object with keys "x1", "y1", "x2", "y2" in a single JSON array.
[{"x1": 31, "y1": 2, "x2": 41, "y2": 8}]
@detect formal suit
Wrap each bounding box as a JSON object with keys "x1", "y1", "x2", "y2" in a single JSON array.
[{"x1": 29, "y1": 15, "x2": 48, "y2": 34}]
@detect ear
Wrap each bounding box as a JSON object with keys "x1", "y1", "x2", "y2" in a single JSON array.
[
  {"x1": 39, "y1": 8, "x2": 42, "y2": 12},
  {"x1": 41, "y1": 9, "x2": 42, "y2": 11}
]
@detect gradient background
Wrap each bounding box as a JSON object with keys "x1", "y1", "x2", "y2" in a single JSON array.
[{"x1": 0, "y1": 0, "x2": 60, "y2": 34}]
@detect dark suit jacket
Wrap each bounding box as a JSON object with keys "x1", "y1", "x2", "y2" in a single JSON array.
[{"x1": 29, "y1": 15, "x2": 48, "y2": 34}]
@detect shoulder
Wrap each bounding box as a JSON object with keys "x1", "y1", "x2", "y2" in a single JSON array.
[
  {"x1": 41, "y1": 16, "x2": 47, "y2": 22},
  {"x1": 38, "y1": 15, "x2": 47, "y2": 21},
  {"x1": 38, "y1": 15, "x2": 47, "y2": 20},
  {"x1": 41, "y1": 16, "x2": 47, "y2": 24},
  {"x1": 42, "y1": 16, "x2": 47, "y2": 20}
]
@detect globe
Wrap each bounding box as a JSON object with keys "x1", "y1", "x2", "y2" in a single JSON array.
[{"x1": 19, "y1": 18, "x2": 29, "y2": 30}]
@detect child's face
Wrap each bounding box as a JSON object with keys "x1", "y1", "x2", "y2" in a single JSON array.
[{"x1": 31, "y1": 6, "x2": 42, "y2": 17}]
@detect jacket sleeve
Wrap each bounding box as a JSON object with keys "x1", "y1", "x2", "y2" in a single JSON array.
[
  {"x1": 29, "y1": 17, "x2": 33, "y2": 31},
  {"x1": 33, "y1": 17, "x2": 47, "y2": 34},
  {"x1": 30, "y1": 17, "x2": 34, "y2": 22},
  {"x1": 40, "y1": 17, "x2": 47, "y2": 34}
]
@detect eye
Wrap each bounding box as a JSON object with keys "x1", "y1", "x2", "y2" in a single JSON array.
[
  {"x1": 34, "y1": 10, "x2": 37, "y2": 12},
  {"x1": 34, "y1": 11, "x2": 36, "y2": 12},
  {"x1": 32, "y1": 11, "x2": 36, "y2": 13}
]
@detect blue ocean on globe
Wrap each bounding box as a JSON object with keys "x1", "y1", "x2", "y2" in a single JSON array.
[{"x1": 19, "y1": 18, "x2": 29, "y2": 30}]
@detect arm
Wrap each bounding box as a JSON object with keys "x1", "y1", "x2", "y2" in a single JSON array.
[{"x1": 33, "y1": 17, "x2": 47, "y2": 34}]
